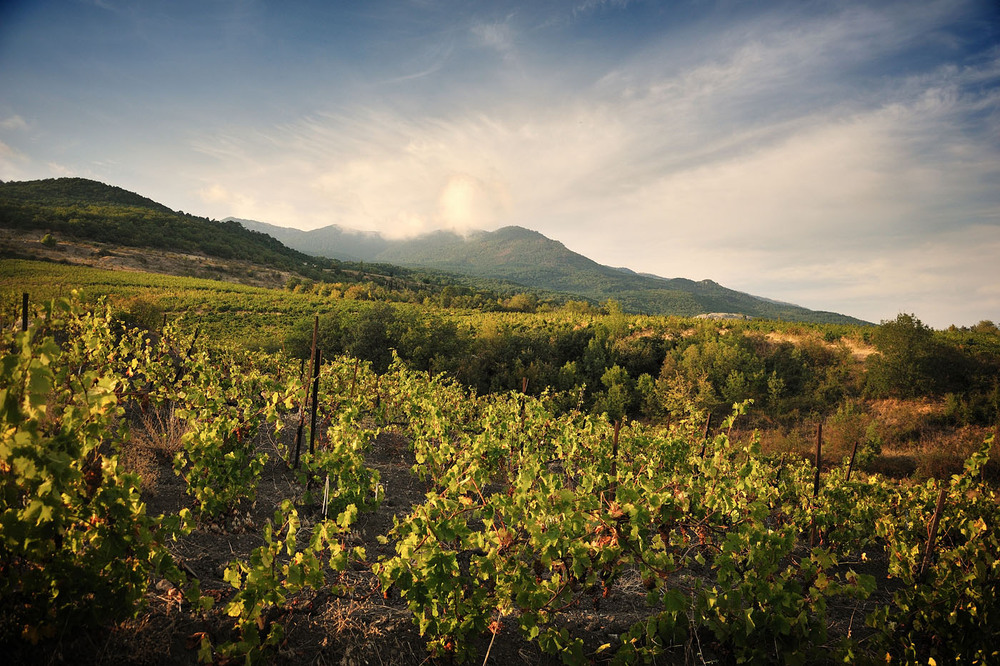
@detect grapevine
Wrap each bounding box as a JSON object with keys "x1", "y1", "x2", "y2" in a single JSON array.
[{"x1": 3, "y1": 293, "x2": 999, "y2": 664}]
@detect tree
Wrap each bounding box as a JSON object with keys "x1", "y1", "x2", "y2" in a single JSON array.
[
  {"x1": 594, "y1": 364, "x2": 636, "y2": 422},
  {"x1": 346, "y1": 303, "x2": 399, "y2": 373},
  {"x1": 971, "y1": 320, "x2": 999, "y2": 335},
  {"x1": 865, "y1": 313, "x2": 967, "y2": 398},
  {"x1": 502, "y1": 292, "x2": 537, "y2": 313},
  {"x1": 866, "y1": 313, "x2": 935, "y2": 397}
]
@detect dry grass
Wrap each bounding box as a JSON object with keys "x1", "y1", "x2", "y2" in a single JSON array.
[
  {"x1": 764, "y1": 330, "x2": 875, "y2": 362},
  {"x1": 877, "y1": 425, "x2": 1000, "y2": 481},
  {"x1": 0, "y1": 228, "x2": 291, "y2": 289},
  {"x1": 120, "y1": 406, "x2": 187, "y2": 494},
  {"x1": 758, "y1": 397, "x2": 999, "y2": 483}
]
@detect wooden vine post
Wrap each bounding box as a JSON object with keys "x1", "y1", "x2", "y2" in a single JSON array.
[
  {"x1": 610, "y1": 419, "x2": 621, "y2": 492},
  {"x1": 22, "y1": 292, "x2": 29, "y2": 332},
  {"x1": 810, "y1": 423, "x2": 823, "y2": 548},
  {"x1": 518, "y1": 377, "x2": 528, "y2": 456},
  {"x1": 520, "y1": 377, "x2": 528, "y2": 425},
  {"x1": 845, "y1": 439, "x2": 860, "y2": 482},
  {"x1": 308, "y1": 347, "x2": 322, "y2": 457},
  {"x1": 173, "y1": 327, "x2": 200, "y2": 382},
  {"x1": 350, "y1": 358, "x2": 359, "y2": 399},
  {"x1": 294, "y1": 316, "x2": 319, "y2": 469},
  {"x1": 812, "y1": 423, "x2": 823, "y2": 498},
  {"x1": 919, "y1": 487, "x2": 948, "y2": 579},
  {"x1": 699, "y1": 413, "x2": 712, "y2": 457}
]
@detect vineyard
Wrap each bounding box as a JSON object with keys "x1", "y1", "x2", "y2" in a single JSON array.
[{"x1": 3, "y1": 295, "x2": 999, "y2": 665}]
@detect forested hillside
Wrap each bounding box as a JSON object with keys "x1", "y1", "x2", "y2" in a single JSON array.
[
  {"x1": 0, "y1": 178, "x2": 332, "y2": 277},
  {"x1": 236, "y1": 217, "x2": 869, "y2": 324},
  {"x1": 0, "y1": 179, "x2": 565, "y2": 306}
]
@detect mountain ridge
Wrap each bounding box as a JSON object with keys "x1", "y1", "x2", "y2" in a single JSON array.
[
  {"x1": 228, "y1": 217, "x2": 869, "y2": 325},
  {"x1": 0, "y1": 177, "x2": 866, "y2": 324}
]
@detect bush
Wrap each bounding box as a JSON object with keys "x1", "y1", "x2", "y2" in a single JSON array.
[{"x1": 825, "y1": 400, "x2": 882, "y2": 468}]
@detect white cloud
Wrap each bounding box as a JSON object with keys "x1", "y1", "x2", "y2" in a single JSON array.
[
  {"x1": 573, "y1": 0, "x2": 633, "y2": 15},
  {"x1": 770, "y1": 225, "x2": 1000, "y2": 327},
  {"x1": 470, "y1": 18, "x2": 516, "y2": 57},
  {"x1": 199, "y1": 183, "x2": 253, "y2": 207},
  {"x1": 437, "y1": 173, "x2": 510, "y2": 234},
  {"x1": 0, "y1": 115, "x2": 29, "y2": 131},
  {"x1": 0, "y1": 140, "x2": 20, "y2": 159},
  {"x1": 176, "y1": 0, "x2": 997, "y2": 325},
  {"x1": 0, "y1": 140, "x2": 28, "y2": 180},
  {"x1": 45, "y1": 162, "x2": 74, "y2": 176}
]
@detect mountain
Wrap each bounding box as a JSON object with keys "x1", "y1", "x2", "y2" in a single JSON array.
[
  {"x1": 229, "y1": 217, "x2": 868, "y2": 324},
  {"x1": 235, "y1": 217, "x2": 391, "y2": 262},
  {"x1": 0, "y1": 179, "x2": 551, "y2": 302},
  {"x1": 0, "y1": 178, "x2": 334, "y2": 279},
  {"x1": 0, "y1": 178, "x2": 865, "y2": 323}
]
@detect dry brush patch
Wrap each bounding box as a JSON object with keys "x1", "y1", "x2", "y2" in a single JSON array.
[{"x1": 120, "y1": 406, "x2": 188, "y2": 495}]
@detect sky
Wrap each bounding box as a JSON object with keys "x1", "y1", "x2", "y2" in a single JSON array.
[{"x1": 1, "y1": 0, "x2": 998, "y2": 327}]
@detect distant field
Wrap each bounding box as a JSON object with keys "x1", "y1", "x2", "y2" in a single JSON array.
[
  {"x1": 1, "y1": 259, "x2": 321, "y2": 349},
  {"x1": 1, "y1": 259, "x2": 611, "y2": 350}
]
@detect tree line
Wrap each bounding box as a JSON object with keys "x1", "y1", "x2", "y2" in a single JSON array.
[{"x1": 285, "y1": 305, "x2": 1000, "y2": 428}]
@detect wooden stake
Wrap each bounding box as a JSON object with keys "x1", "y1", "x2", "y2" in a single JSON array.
[
  {"x1": 21, "y1": 292, "x2": 28, "y2": 332},
  {"x1": 846, "y1": 439, "x2": 859, "y2": 482},
  {"x1": 699, "y1": 413, "x2": 712, "y2": 457},
  {"x1": 611, "y1": 419, "x2": 621, "y2": 482},
  {"x1": 173, "y1": 327, "x2": 200, "y2": 382},
  {"x1": 810, "y1": 423, "x2": 823, "y2": 547},
  {"x1": 308, "y1": 347, "x2": 322, "y2": 457},
  {"x1": 310, "y1": 316, "x2": 319, "y2": 374},
  {"x1": 990, "y1": 420, "x2": 999, "y2": 483},
  {"x1": 519, "y1": 377, "x2": 528, "y2": 433},
  {"x1": 350, "y1": 358, "x2": 359, "y2": 399},
  {"x1": 920, "y1": 488, "x2": 948, "y2": 579},
  {"x1": 813, "y1": 423, "x2": 823, "y2": 498},
  {"x1": 294, "y1": 318, "x2": 319, "y2": 468}
]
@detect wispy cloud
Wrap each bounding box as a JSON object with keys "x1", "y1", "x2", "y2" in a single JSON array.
[
  {"x1": 192, "y1": 1, "x2": 996, "y2": 324},
  {"x1": 573, "y1": 0, "x2": 633, "y2": 14},
  {"x1": 0, "y1": 115, "x2": 28, "y2": 131},
  {"x1": 80, "y1": 0, "x2": 119, "y2": 11},
  {"x1": 0, "y1": 140, "x2": 28, "y2": 179},
  {"x1": 469, "y1": 14, "x2": 521, "y2": 71},
  {"x1": 471, "y1": 19, "x2": 515, "y2": 53},
  {"x1": 0, "y1": 139, "x2": 22, "y2": 160},
  {"x1": 5, "y1": 0, "x2": 997, "y2": 325}
]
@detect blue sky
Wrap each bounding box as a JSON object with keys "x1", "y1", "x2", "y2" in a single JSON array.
[{"x1": 1, "y1": 0, "x2": 998, "y2": 327}]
